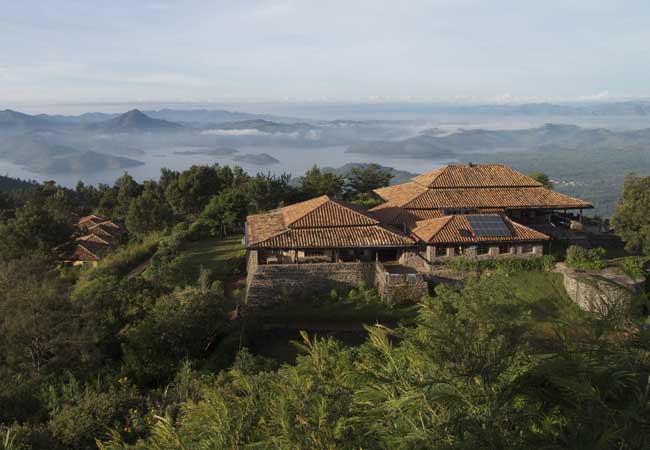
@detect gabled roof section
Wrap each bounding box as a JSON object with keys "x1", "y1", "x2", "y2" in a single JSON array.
[
  {"x1": 412, "y1": 214, "x2": 550, "y2": 244},
  {"x1": 76, "y1": 234, "x2": 112, "y2": 245},
  {"x1": 373, "y1": 182, "x2": 428, "y2": 205},
  {"x1": 411, "y1": 164, "x2": 542, "y2": 189},
  {"x1": 283, "y1": 195, "x2": 378, "y2": 228},
  {"x1": 369, "y1": 202, "x2": 444, "y2": 227}
]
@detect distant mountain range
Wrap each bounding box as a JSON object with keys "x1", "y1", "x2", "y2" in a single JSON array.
[
  {"x1": 88, "y1": 109, "x2": 183, "y2": 132},
  {"x1": 0, "y1": 108, "x2": 296, "y2": 130},
  {"x1": 0, "y1": 134, "x2": 143, "y2": 174},
  {"x1": 347, "y1": 123, "x2": 650, "y2": 158},
  {"x1": 0, "y1": 109, "x2": 52, "y2": 130}
]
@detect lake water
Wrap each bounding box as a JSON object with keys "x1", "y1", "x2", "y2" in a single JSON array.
[{"x1": 0, "y1": 144, "x2": 457, "y2": 187}]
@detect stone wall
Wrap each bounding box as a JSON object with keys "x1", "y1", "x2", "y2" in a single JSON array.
[
  {"x1": 556, "y1": 263, "x2": 646, "y2": 320},
  {"x1": 375, "y1": 263, "x2": 429, "y2": 301},
  {"x1": 245, "y1": 260, "x2": 375, "y2": 309}
]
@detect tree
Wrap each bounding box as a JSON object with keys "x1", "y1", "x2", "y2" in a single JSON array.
[
  {"x1": 165, "y1": 165, "x2": 223, "y2": 216},
  {"x1": 611, "y1": 174, "x2": 650, "y2": 255},
  {"x1": 125, "y1": 182, "x2": 173, "y2": 236},
  {"x1": 300, "y1": 165, "x2": 344, "y2": 198},
  {"x1": 199, "y1": 189, "x2": 249, "y2": 237},
  {"x1": 528, "y1": 171, "x2": 553, "y2": 189},
  {"x1": 0, "y1": 202, "x2": 72, "y2": 262},
  {"x1": 346, "y1": 164, "x2": 393, "y2": 196},
  {"x1": 0, "y1": 256, "x2": 81, "y2": 376},
  {"x1": 121, "y1": 286, "x2": 228, "y2": 385},
  {"x1": 245, "y1": 172, "x2": 298, "y2": 212},
  {"x1": 113, "y1": 173, "x2": 143, "y2": 220}
]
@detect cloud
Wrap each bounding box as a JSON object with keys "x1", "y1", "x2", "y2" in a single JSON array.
[
  {"x1": 202, "y1": 129, "x2": 268, "y2": 136},
  {"x1": 577, "y1": 91, "x2": 610, "y2": 101}
]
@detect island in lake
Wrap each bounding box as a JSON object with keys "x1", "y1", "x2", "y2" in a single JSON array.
[{"x1": 232, "y1": 153, "x2": 280, "y2": 165}]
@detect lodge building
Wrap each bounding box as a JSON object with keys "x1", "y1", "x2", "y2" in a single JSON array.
[
  {"x1": 62, "y1": 214, "x2": 126, "y2": 267},
  {"x1": 244, "y1": 164, "x2": 592, "y2": 307}
]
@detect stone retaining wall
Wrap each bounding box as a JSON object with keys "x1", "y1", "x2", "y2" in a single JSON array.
[
  {"x1": 556, "y1": 263, "x2": 646, "y2": 320},
  {"x1": 245, "y1": 261, "x2": 375, "y2": 309}
]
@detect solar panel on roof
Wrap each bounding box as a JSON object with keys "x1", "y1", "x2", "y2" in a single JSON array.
[
  {"x1": 459, "y1": 228, "x2": 472, "y2": 237},
  {"x1": 466, "y1": 215, "x2": 512, "y2": 237}
]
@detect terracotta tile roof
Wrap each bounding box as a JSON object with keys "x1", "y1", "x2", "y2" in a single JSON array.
[
  {"x1": 86, "y1": 222, "x2": 125, "y2": 237},
  {"x1": 411, "y1": 214, "x2": 550, "y2": 244},
  {"x1": 370, "y1": 202, "x2": 444, "y2": 227},
  {"x1": 76, "y1": 234, "x2": 112, "y2": 245},
  {"x1": 246, "y1": 195, "x2": 414, "y2": 249},
  {"x1": 246, "y1": 211, "x2": 287, "y2": 247},
  {"x1": 283, "y1": 195, "x2": 378, "y2": 228},
  {"x1": 411, "y1": 164, "x2": 542, "y2": 188},
  {"x1": 374, "y1": 182, "x2": 428, "y2": 205},
  {"x1": 370, "y1": 203, "x2": 506, "y2": 228},
  {"x1": 402, "y1": 187, "x2": 592, "y2": 209},
  {"x1": 69, "y1": 241, "x2": 111, "y2": 262},
  {"x1": 79, "y1": 214, "x2": 108, "y2": 224},
  {"x1": 250, "y1": 226, "x2": 414, "y2": 248},
  {"x1": 374, "y1": 164, "x2": 592, "y2": 211}
]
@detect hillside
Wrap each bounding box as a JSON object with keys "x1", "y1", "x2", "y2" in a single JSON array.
[
  {"x1": 0, "y1": 109, "x2": 52, "y2": 130},
  {"x1": 88, "y1": 109, "x2": 183, "y2": 132},
  {"x1": 347, "y1": 123, "x2": 650, "y2": 157},
  {"x1": 0, "y1": 174, "x2": 37, "y2": 192},
  {"x1": 0, "y1": 134, "x2": 144, "y2": 173}
]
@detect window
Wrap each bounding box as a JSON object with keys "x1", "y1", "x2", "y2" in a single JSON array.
[
  {"x1": 522, "y1": 244, "x2": 534, "y2": 254},
  {"x1": 477, "y1": 244, "x2": 490, "y2": 255},
  {"x1": 498, "y1": 244, "x2": 511, "y2": 254}
]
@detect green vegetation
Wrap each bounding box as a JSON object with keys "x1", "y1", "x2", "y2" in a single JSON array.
[
  {"x1": 445, "y1": 254, "x2": 556, "y2": 274},
  {"x1": 528, "y1": 170, "x2": 553, "y2": 189},
  {"x1": 565, "y1": 245, "x2": 608, "y2": 270},
  {"x1": 179, "y1": 235, "x2": 245, "y2": 282},
  {"x1": 1, "y1": 162, "x2": 649, "y2": 449},
  {"x1": 612, "y1": 174, "x2": 650, "y2": 255}
]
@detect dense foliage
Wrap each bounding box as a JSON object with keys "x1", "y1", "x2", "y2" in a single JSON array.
[
  {"x1": 612, "y1": 174, "x2": 650, "y2": 256},
  {"x1": 1, "y1": 164, "x2": 649, "y2": 449},
  {"x1": 565, "y1": 245, "x2": 608, "y2": 270}
]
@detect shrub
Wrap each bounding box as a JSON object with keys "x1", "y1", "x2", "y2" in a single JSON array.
[
  {"x1": 617, "y1": 256, "x2": 649, "y2": 278},
  {"x1": 447, "y1": 255, "x2": 556, "y2": 274},
  {"x1": 565, "y1": 245, "x2": 608, "y2": 270}
]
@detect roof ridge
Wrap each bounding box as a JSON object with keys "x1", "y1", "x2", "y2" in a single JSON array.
[
  {"x1": 327, "y1": 197, "x2": 380, "y2": 224},
  {"x1": 282, "y1": 195, "x2": 330, "y2": 226}
]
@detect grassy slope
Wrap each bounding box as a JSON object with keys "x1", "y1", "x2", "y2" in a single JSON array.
[{"x1": 180, "y1": 234, "x2": 245, "y2": 281}]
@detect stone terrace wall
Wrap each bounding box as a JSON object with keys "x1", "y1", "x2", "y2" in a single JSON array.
[
  {"x1": 246, "y1": 261, "x2": 375, "y2": 309},
  {"x1": 556, "y1": 263, "x2": 646, "y2": 320}
]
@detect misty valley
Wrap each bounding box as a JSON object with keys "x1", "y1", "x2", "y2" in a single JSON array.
[{"x1": 2, "y1": 103, "x2": 650, "y2": 216}]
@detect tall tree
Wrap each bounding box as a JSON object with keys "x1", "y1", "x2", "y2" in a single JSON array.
[
  {"x1": 346, "y1": 164, "x2": 393, "y2": 196},
  {"x1": 611, "y1": 174, "x2": 650, "y2": 255},
  {"x1": 0, "y1": 202, "x2": 71, "y2": 262},
  {"x1": 528, "y1": 171, "x2": 553, "y2": 189},
  {"x1": 199, "y1": 189, "x2": 249, "y2": 237},
  {"x1": 125, "y1": 182, "x2": 173, "y2": 236},
  {"x1": 300, "y1": 165, "x2": 344, "y2": 198}
]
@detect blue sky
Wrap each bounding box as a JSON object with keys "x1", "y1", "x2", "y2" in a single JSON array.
[{"x1": 2, "y1": 0, "x2": 650, "y2": 107}]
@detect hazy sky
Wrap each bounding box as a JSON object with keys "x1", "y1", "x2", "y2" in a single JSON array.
[{"x1": 2, "y1": 0, "x2": 650, "y2": 107}]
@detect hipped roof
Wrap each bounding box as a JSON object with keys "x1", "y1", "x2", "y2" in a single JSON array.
[
  {"x1": 374, "y1": 164, "x2": 592, "y2": 210},
  {"x1": 246, "y1": 195, "x2": 414, "y2": 249},
  {"x1": 411, "y1": 214, "x2": 550, "y2": 244}
]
